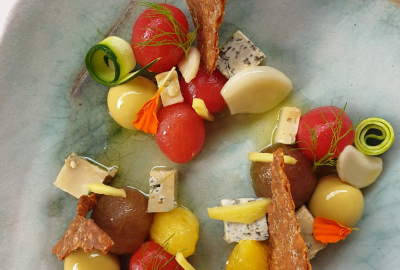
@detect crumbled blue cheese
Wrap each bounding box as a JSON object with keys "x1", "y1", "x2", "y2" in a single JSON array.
[
  {"x1": 296, "y1": 205, "x2": 326, "y2": 260},
  {"x1": 217, "y1": 30, "x2": 266, "y2": 79},
  {"x1": 220, "y1": 198, "x2": 268, "y2": 243},
  {"x1": 148, "y1": 169, "x2": 178, "y2": 213}
]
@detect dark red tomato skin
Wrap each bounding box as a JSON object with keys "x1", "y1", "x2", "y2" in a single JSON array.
[
  {"x1": 129, "y1": 241, "x2": 184, "y2": 270},
  {"x1": 296, "y1": 106, "x2": 355, "y2": 161},
  {"x1": 132, "y1": 4, "x2": 188, "y2": 73},
  {"x1": 180, "y1": 65, "x2": 227, "y2": 114},
  {"x1": 156, "y1": 103, "x2": 205, "y2": 163}
]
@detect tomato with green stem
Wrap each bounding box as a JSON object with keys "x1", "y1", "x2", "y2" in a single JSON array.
[
  {"x1": 132, "y1": 3, "x2": 190, "y2": 73},
  {"x1": 129, "y1": 241, "x2": 184, "y2": 270},
  {"x1": 296, "y1": 105, "x2": 355, "y2": 170}
]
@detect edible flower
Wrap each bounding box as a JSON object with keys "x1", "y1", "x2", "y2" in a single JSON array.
[
  {"x1": 132, "y1": 67, "x2": 176, "y2": 134},
  {"x1": 313, "y1": 216, "x2": 358, "y2": 244}
]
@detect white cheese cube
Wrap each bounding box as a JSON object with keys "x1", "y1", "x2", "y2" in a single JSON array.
[
  {"x1": 53, "y1": 153, "x2": 117, "y2": 198},
  {"x1": 275, "y1": 107, "x2": 301, "y2": 144},
  {"x1": 296, "y1": 205, "x2": 326, "y2": 260},
  {"x1": 217, "y1": 30, "x2": 266, "y2": 79},
  {"x1": 220, "y1": 198, "x2": 268, "y2": 243},
  {"x1": 148, "y1": 169, "x2": 178, "y2": 213},
  {"x1": 155, "y1": 70, "x2": 184, "y2": 107}
]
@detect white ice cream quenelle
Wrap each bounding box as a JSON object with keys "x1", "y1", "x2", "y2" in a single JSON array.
[
  {"x1": 337, "y1": 145, "x2": 383, "y2": 188},
  {"x1": 220, "y1": 66, "x2": 292, "y2": 115}
]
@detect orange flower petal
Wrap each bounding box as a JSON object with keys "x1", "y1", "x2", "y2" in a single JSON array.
[
  {"x1": 313, "y1": 217, "x2": 354, "y2": 244},
  {"x1": 133, "y1": 67, "x2": 176, "y2": 134},
  {"x1": 132, "y1": 91, "x2": 161, "y2": 134}
]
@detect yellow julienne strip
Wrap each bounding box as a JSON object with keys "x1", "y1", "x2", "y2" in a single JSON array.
[{"x1": 247, "y1": 152, "x2": 297, "y2": 164}]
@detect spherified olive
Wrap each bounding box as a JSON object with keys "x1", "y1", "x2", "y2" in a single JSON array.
[
  {"x1": 91, "y1": 187, "x2": 153, "y2": 255},
  {"x1": 64, "y1": 249, "x2": 120, "y2": 270},
  {"x1": 250, "y1": 143, "x2": 317, "y2": 209},
  {"x1": 107, "y1": 77, "x2": 157, "y2": 130},
  {"x1": 308, "y1": 175, "x2": 364, "y2": 227}
]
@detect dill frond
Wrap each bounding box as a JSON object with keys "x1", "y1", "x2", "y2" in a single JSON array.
[
  {"x1": 150, "y1": 172, "x2": 174, "y2": 194},
  {"x1": 134, "y1": 1, "x2": 199, "y2": 57},
  {"x1": 299, "y1": 103, "x2": 355, "y2": 171},
  {"x1": 97, "y1": 28, "x2": 105, "y2": 40}
]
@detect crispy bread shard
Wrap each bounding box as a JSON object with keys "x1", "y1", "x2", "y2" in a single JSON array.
[
  {"x1": 52, "y1": 194, "x2": 114, "y2": 261},
  {"x1": 268, "y1": 149, "x2": 312, "y2": 270},
  {"x1": 185, "y1": 0, "x2": 227, "y2": 74}
]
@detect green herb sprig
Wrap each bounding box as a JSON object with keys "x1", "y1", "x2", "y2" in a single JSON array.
[
  {"x1": 134, "y1": 1, "x2": 199, "y2": 57},
  {"x1": 297, "y1": 103, "x2": 355, "y2": 171},
  {"x1": 141, "y1": 234, "x2": 187, "y2": 270},
  {"x1": 150, "y1": 172, "x2": 174, "y2": 194}
]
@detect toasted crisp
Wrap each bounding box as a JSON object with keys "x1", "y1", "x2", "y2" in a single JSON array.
[
  {"x1": 185, "y1": 0, "x2": 227, "y2": 74},
  {"x1": 268, "y1": 149, "x2": 311, "y2": 270},
  {"x1": 52, "y1": 194, "x2": 114, "y2": 260}
]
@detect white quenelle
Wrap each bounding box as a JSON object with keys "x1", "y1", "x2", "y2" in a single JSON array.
[
  {"x1": 220, "y1": 66, "x2": 292, "y2": 115},
  {"x1": 177, "y1": 46, "x2": 201, "y2": 83},
  {"x1": 337, "y1": 145, "x2": 383, "y2": 188}
]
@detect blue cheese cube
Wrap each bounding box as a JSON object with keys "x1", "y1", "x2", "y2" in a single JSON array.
[
  {"x1": 220, "y1": 198, "x2": 268, "y2": 243},
  {"x1": 217, "y1": 30, "x2": 266, "y2": 79},
  {"x1": 296, "y1": 205, "x2": 326, "y2": 260},
  {"x1": 155, "y1": 69, "x2": 184, "y2": 107},
  {"x1": 148, "y1": 169, "x2": 178, "y2": 213}
]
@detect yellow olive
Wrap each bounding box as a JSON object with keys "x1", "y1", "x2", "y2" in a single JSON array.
[
  {"x1": 308, "y1": 175, "x2": 364, "y2": 227},
  {"x1": 107, "y1": 77, "x2": 157, "y2": 130},
  {"x1": 64, "y1": 249, "x2": 120, "y2": 270}
]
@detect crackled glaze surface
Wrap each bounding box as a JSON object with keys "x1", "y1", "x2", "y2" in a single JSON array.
[{"x1": 0, "y1": 0, "x2": 400, "y2": 269}]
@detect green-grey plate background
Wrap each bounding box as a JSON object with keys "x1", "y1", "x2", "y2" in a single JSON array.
[{"x1": 1, "y1": 0, "x2": 400, "y2": 269}]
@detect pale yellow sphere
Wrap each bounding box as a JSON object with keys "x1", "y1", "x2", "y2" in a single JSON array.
[
  {"x1": 308, "y1": 175, "x2": 364, "y2": 227},
  {"x1": 64, "y1": 249, "x2": 120, "y2": 270},
  {"x1": 107, "y1": 77, "x2": 157, "y2": 130}
]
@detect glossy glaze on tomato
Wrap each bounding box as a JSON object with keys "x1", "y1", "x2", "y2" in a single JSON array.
[
  {"x1": 180, "y1": 65, "x2": 227, "y2": 114},
  {"x1": 129, "y1": 241, "x2": 184, "y2": 270},
  {"x1": 250, "y1": 144, "x2": 317, "y2": 209},
  {"x1": 132, "y1": 4, "x2": 188, "y2": 73},
  {"x1": 91, "y1": 187, "x2": 154, "y2": 255},
  {"x1": 296, "y1": 106, "x2": 354, "y2": 161},
  {"x1": 156, "y1": 103, "x2": 205, "y2": 163}
]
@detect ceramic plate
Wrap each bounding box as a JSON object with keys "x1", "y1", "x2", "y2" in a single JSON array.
[{"x1": 1, "y1": 0, "x2": 399, "y2": 269}]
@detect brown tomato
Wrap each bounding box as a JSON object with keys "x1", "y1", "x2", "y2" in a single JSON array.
[
  {"x1": 250, "y1": 144, "x2": 317, "y2": 209},
  {"x1": 91, "y1": 187, "x2": 153, "y2": 255}
]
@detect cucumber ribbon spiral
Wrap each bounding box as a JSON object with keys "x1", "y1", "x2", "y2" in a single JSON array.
[
  {"x1": 85, "y1": 36, "x2": 159, "y2": 86},
  {"x1": 354, "y1": 117, "x2": 395, "y2": 155}
]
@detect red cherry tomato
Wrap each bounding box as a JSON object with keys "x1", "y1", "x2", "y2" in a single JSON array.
[
  {"x1": 180, "y1": 65, "x2": 227, "y2": 114},
  {"x1": 156, "y1": 103, "x2": 205, "y2": 163},
  {"x1": 296, "y1": 106, "x2": 355, "y2": 161},
  {"x1": 132, "y1": 4, "x2": 188, "y2": 73},
  {"x1": 129, "y1": 241, "x2": 184, "y2": 270}
]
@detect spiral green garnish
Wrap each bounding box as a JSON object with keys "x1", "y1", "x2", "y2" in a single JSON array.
[
  {"x1": 354, "y1": 117, "x2": 395, "y2": 155},
  {"x1": 85, "y1": 36, "x2": 159, "y2": 86}
]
